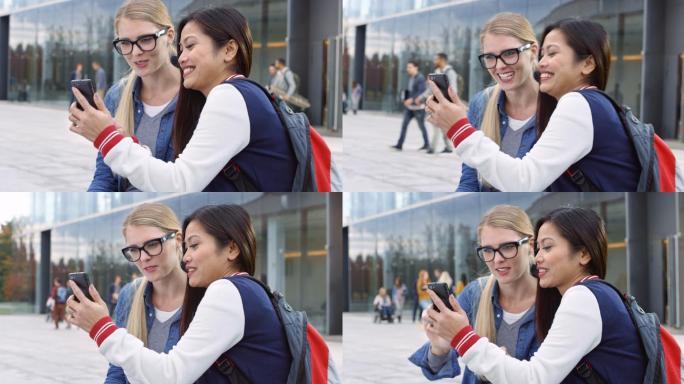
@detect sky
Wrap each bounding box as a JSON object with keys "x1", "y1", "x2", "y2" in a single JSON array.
[{"x1": 0, "y1": 193, "x2": 31, "y2": 224}]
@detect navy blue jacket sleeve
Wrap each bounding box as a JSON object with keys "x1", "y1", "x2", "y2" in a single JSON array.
[{"x1": 455, "y1": 90, "x2": 488, "y2": 191}]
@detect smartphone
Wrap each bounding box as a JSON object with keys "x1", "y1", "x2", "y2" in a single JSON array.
[
  {"x1": 68, "y1": 272, "x2": 93, "y2": 302},
  {"x1": 71, "y1": 79, "x2": 96, "y2": 110},
  {"x1": 427, "y1": 282, "x2": 453, "y2": 312},
  {"x1": 428, "y1": 73, "x2": 452, "y2": 103}
]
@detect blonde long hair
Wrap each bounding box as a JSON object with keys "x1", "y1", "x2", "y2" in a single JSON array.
[
  {"x1": 122, "y1": 202, "x2": 181, "y2": 346},
  {"x1": 473, "y1": 205, "x2": 534, "y2": 343},
  {"x1": 113, "y1": 0, "x2": 175, "y2": 135},
  {"x1": 479, "y1": 13, "x2": 537, "y2": 145}
]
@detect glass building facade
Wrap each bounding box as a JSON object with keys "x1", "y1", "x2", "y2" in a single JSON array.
[
  {"x1": 3, "y1": 0, "x2": 287, "y2": 103},
  {"x1": 8, "y1": 192, "x2": 340, "y2": 334},
  {"x1": 343, "y1": 0, "x2": 644, "y2": 113},
  {"x1": 345, "y1": 192, "x2": 684, "y2": 330}
]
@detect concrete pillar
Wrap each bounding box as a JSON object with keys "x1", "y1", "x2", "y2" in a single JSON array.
[
  {"x1": 38, "y1": 230, "x2": 50, "y2": 314},
  {"x1": 641, "y1": 0, "x2": 666, "y2": 136},
  {"x1": 0, "y1": 16, "x2": 9, "y2": 100},
  {"x1": 327, "y1": 193, "x2": 343, "y2": 335}
]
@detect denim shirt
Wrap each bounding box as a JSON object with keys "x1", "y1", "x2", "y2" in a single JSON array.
[
  {"x1": 104, "y1": 280, "x2": 182, "y2": 384},
  {"x1": 456, "y1": 87, "x2": 537, "y2": 192},
  {"x1": 408, "y1": 278, "x2": 539, "y2": 384},
  {"x1": 87, "y1": 76, "x2": 177, "y2": 191}
]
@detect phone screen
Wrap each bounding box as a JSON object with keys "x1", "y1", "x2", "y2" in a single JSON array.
[
  {"x1": 428, "y1": 73, "x2": 452, "y2": 103},
  {"x1": 71, "y1": 79, "x2": 96, "y2": 110},
  {"x1": 68, "y1": 272, "x2": 93, "y2": 302},
  {"x1": 427, "y1": 282, "x2": 453, "y2": 312}
]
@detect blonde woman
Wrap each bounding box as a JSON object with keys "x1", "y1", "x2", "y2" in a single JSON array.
[
  {"x1": 105, "y1": 202, "x2": 186, "y2": 383},
  {"x1": 85, "y1": 0, "x2": 181, "y2": 191},
  {"x1": 409, "y1": 205, "x2": 539, "y2": 383},
  {"x1": 456, "y1": 12, "x2": 539, "y2": 192},
  {"x1": 417, "y1": 270, "x2": 432, "y2": 311}
]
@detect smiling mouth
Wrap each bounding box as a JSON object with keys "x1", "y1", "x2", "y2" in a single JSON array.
[
  {"x1": 182, "y1": 66, "x2": 195, "y2": 76},
  {"x1": 497, "y1": 71, "x2": 514, "y2": 81},
  {"x1": 539, "y1": 72, "x2": 553, "y2": 81}
]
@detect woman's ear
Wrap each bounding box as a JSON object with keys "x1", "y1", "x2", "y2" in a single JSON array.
[
  {"x1": 226, "y1": 241, "x2": 240, "y2": 262},
  {"x1": 166, "y1": 27, "x2": 175, "y2": 45},
  {"x1": 581, "y1": 55, "x2": 596, "y2": 77},
  {"x1": 224, "y1": 40, "x2": 238, "y2": 64},
  {"x1": 578, "y1": 248, "x2": 592, "y2": 267}
]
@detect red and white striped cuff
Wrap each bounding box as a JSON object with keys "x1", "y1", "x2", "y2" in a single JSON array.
[
  {"x1": 89, "y1": 316, "x2": 118, "y2": 347},
  {"x1": 450, "y1": 325, "x2": 480, "y2": 356},
  {"x1": 93, "y1": 125, "x2": 139, "y2": 157},
  {"x1": 446, "y1": 118, "x2": 476, "y2": 147}
]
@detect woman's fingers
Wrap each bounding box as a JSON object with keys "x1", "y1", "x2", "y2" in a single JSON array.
[
  {"x1": 89, "y1": 284, "x2": 106, "y2": 305},
  {"x1": 428, "y1": 80, "x2": 447, "y2": 103},
  {"x1": 448, "y1": 86, "x2": 461, "y2": 106},
  {"x1": 68, "y1": 280, "x2": 88, "y2": 303},
  {"x1": 427, "y1": 289, "x2": 450, "y2": 313},
  {"x1": 93, "y1": 93, "x2": 108, "y2": 113},
  {"x1": 449, "y1": 294, "x2": 464, "y2": 314},
  {"x1": 71, "y1": 87, "x2": 94, "y2": 112}
]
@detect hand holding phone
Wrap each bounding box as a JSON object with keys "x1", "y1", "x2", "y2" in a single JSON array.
[
  {"x1": 428, "y1": 73, "x2": 452, "y2": 103},
  {"x1": 71, "y1": 79, "x2": 96, "y2": 110},
  {"x1": 68, "y1": 272, "x2": 93, "y2": 302},
  {"x1": 427, "y1": 282, "x2": 454, "y2": 312}
]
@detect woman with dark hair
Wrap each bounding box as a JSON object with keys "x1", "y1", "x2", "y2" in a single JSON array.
[
  {"x1": 69, "y1": 7, "x2": 297, "y2": 192},
  {"x1": 65, "y1": 204, "x2": 291, "y2": 383},
  {"x1": 427, "y1": 18, "x2": 644, "y2": 192},
  {"x1": 424, "y1": 207, "x2": 648, "y2": 383}
]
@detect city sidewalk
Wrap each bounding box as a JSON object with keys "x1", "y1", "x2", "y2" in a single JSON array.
[
  {"x1": 343, "y1": 311, "x2": 461, "y2": 383},
  {"x1": 0, "y1": 314, "x2": 342, "y2": 384},
  {"x1": 0, "y1": 101, "x2": 342, "y2": 191},
  {"x1": 342, "y1": 111, "x2": 684, "y2": 191}
]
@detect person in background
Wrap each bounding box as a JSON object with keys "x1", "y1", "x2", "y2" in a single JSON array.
[
  {"x1": 267, "y1": 63, "x2": 278, "y2": 89},
  {"x1": 373, "y1": 287, "x2": 394, "y2": 323},
  {"x1": 108, "y1": 274, "x2": 122, "y2": 315},
  {"x1": 69, "y1": 63, "x2": 84, "y2": 104},
  {"x1": 391, "y1": 61, "x2": 430, "y2": 152},
  {"x1": 272, "y1": 57, "x2": 297, "y2": 99},
  {"x1": 455, "y1": 273, "x2": 468, "y2": 295},
  {"x1": 351, "y1": 80, "x2": 363, "y2": 114},
  {"x1": 51, "y1": 278, "x2": 68, "y2": 330},
  {"x1": 416, "y1": 52, "x2": 456, "y2": 154},
  {"x1": 92, "y1": 61, "x2": 108, "y2": 98},
  {"x1": 391, "y1": 276, "x2": 407, "y2": 323}
]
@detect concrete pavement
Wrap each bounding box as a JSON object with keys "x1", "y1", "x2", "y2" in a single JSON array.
[
  {"x1": 343, "y1": 312, "x2": 461, "y2": 383},
  {"x1": 341, "y1": 110, "x2": 684, "y2": 192},
  {"x1": 0, "y1": 314, "x2": 342, "y2": 383},
  {"x1": 341, "y1": 111, "x2": 461, "y2": 191},
  {"x1": 0, "y1": 101, "x2": 342, "y2": 191}
]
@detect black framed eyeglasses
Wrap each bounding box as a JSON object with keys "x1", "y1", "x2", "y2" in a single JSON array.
[
  {"x1": 476, "y1": 237, "x2": 530, "y2": 262},
  {"x1": 121, "y1": 232, "x2": 176, "y2": 262},
  {"x1": 113, "y1": 28, "x2": 168, "y2": 55},
  {"x1": 478, "y1": 43, "x2": 532, "y2": 69}
]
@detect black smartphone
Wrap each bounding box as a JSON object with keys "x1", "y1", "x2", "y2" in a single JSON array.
[
  {"x1": 68, "y1": 272, "x2": 93, "y2": 302},
  {"x1": 71, "y1": 79, "x2": 96, "y2": 110},
  {"x1": 428, "y1": 73, "x2": 452, "y2": 103},
  {"x1": 427, "y1": 282, "x2": 453, "y2": 312}
]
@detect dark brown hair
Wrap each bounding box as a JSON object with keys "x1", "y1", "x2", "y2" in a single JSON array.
[
  {"x1": 537, "y1": 18, "x2": 611, "y2": 136},
  {"x1": 534, "y1": 207, "x2": 607, "y2": 342},
  {"x1": 179, "y1": 204, "x2": 256, "y2": 335},
  {"x1": 173, "y1": 7, "x2": 253, "y2": 157}
]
